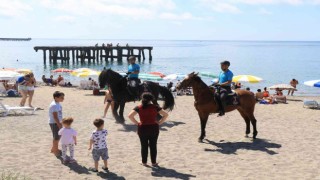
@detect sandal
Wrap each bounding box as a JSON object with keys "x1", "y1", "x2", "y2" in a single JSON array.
[
  {"x1": 89, "y1": 167, "x2": 98, "y2": 172},
  {"x1": 102, "y1": 166, "x2": 108, "y2": 171},
  {"x1": 152, "y1": 163, "x2": 159, "y2": 167}
]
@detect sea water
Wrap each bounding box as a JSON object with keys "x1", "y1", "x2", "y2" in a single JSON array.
[{"x1": 0, "y1": 39, "x2": 319, "y2": 96}]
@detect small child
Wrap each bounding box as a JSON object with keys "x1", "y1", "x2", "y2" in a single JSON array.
[
  {"x1": 102, "y1": 86, "x2": 114, "y2": 118},
  {"x1": 88, "y1": 118, "x2": 109, "y2": 172},
  {"x1": 58, "y1": 117, "x2": 77, "y2": 164}
]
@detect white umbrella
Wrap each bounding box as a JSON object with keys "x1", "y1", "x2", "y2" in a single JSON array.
[
  {"x1": 163, "y1": 74, "x2": 186, "y2": 81},
  {"x1": 0, "y1": 71, "x2": 22, "y2": 80},
  {"x1": 304, "y1": 80, "x2": 320, "y2": 88},
  {"x1": 269, "y1": 84, "x2": 296, "y2": 90}
]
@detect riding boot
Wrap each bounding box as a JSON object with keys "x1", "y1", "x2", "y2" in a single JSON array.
[{"x1": 218, "y1": 102, "x2": 226, "y2": 116}]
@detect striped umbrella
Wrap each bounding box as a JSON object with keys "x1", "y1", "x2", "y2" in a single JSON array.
[
  {"x1": 199, "y1": 72, "x2": 218, "y2": 78},
  {"x1": 71, "y1": 70, "x2": 101, "y2": 78},
  {"x1": 52, "y1": 68, "x2": 73, "y2": 73},
  {"x1": 304, "y1": 80, "x2": 320, "y2": 88},
  {"x1": 15, "y1": 68, "x2": 32, "y2": 74},
  {"x1": 232, "y1": 75, "x2": 263, "y2": 83}
]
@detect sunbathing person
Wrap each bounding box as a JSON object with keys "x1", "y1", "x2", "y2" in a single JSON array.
[
  {"x1": 255, "y1": 89, "x2": 264, "y2": 101},
  {"x1": 50, "y1": 75, "x2": 58, "y2": 86},
  {"x1": 272, "y1": 88, "x2": 287, "y2": 103}
]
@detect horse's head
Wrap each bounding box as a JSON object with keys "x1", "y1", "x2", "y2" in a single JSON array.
[
  {"x1": 176, "y1": 72, "x2": 200, "y2": 90},
  {"x1": 99, "y1": 68, "x2": 123, "y2": 88},
  {"x1": 99, "y1": 69, "x2": 109, "y2": 88}
]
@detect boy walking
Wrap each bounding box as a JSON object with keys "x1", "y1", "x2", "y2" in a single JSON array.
[
  {"x1": 49, "y1": 91, "x2": 64, "y2": 156},
  {"x1": 88, "y1": 119, "x2": 109, "y2": 172}
]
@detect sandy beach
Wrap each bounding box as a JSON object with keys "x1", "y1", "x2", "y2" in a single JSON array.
[{"x1": 0, "y1": 85, "x2": 320, "y2": 180}]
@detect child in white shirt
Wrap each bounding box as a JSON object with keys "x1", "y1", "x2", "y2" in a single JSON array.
[
  {"x1": 58, "y1": 117, "x2": 77, "y2": 164},
  {"x1": 88, "y1": 118, "x2": 108, "y2": 172}
]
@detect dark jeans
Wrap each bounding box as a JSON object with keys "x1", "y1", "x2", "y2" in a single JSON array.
[
  {"x1": 215, "y1": 86, "x2": 232, "y2": 113},
  {"x1": 138, "y1": 134, "x2": 159, "y2": 164}
]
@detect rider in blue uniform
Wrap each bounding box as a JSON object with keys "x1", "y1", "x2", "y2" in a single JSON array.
[
  {"x1": 216, "y1": 60, "x2": 233, "y2": 116},
  {"x1": 127, "y1": 56, "x2": 140, "y2": 98}
]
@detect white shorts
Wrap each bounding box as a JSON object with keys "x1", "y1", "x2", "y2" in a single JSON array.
[
  {"x1": 27, "y1": 86, "x2": 35, "y2": 91},
  {"x1": 18, "y1": 85, "x2": 27, "y2": 91}
]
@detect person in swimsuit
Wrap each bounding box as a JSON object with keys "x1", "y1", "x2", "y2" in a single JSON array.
[
  {"x1": 102, "y1": 85, "x2": 114, "y2": 118},
  {"x1": 26, "y1": 73, "x2": 36, "y2": 107}
]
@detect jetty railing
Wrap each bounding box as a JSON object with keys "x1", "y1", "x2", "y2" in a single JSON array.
[{"x1": 34, "y1": 46, "x2": 153, "y2": 64}]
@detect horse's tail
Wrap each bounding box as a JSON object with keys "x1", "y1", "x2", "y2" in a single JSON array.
[{"x1": 158, "y1": 85, "x2": 175, "y2": 111}]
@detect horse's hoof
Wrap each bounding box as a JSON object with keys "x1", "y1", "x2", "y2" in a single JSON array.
[
  {"x1": 245, "y1": 134, "x2": 249, "y2": 138},
  {"x1": 198, "y1": 139, "x2": 203, "y2": 143}
]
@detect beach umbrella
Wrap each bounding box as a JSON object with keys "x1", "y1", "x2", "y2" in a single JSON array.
[
  {"x1": 232, "y1": 75, "x2": 263, "y2": 83},
  {"x1": 72, "y1": 68, "x2": 95, "y2": 73},
  {"x1": 72, "y1": 70, "x2": 101, "y2": 78},
  {"x1": 304, "y1": 80, "x2": 320, "y2": 88},
  {"x1": 15, "y1": 68, "x2": 32, "y2": 74},
  {"x1": 269, "y1": 84, "x2": 296, "y2": 90},
  {"x1": 139, "y1": 73, "x2": 163, "y2": 81},
  {"x1": 0, "y1": 71, "x2": 22, "y2": 80},
  {"x1": 148, "y1": 72, "x2": 165, "y2": 78},
  {"x1": 52, "y1": 68, "x2": 73, "y2": 73},
  {"x1": 163, "y1": 74, "x2": 186, "y2": 81},
  {"x1": 0, "y1": 68, "x2": 16, "y2": 71},
  {"x1": 199, "y1": 72, "x2": 218, "y2": 78}
]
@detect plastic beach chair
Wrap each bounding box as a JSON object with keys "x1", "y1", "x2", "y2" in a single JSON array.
[
  {"x1": 303, "y1": 99, "x2": 319, "y2": 109},
  {"x1": 0, "y1": 83, "x2": 7, "y2": 96},
  {"x1": 0, "y1": 101, "x2": 36, "y2": 116}
]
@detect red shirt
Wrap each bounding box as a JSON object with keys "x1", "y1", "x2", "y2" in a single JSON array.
[{"x1": 134, "y1": 104, "x2": 162, "y2": 125}]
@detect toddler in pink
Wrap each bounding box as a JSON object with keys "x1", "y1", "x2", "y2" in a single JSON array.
[{"x1": 58, "y1": 117, "x2": 77, "y2": 163}]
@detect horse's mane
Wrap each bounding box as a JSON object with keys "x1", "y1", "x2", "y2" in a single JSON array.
[{"x1": 192, "y1": 74, "x2": 210, "y2": 89}]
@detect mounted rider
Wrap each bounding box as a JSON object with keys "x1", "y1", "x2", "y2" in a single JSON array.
[
  {"x1": 215, "y1": 60, "x2": 233, "y2": 117},
  {"x1": 127, "y1": 56, "x2": 141, "y2": 98}
]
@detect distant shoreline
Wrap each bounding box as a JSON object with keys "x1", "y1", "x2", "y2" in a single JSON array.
[{"x1": 0, "y1": 38, "x2": 31, "y2": 41}]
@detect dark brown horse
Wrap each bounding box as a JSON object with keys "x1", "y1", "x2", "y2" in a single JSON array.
[{"x1": 176, "y1": 72, "x2": 258, "y2": 142}]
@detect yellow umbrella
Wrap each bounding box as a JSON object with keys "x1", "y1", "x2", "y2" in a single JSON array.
[
  {"x1": 15, "y1": 68, "x2": 32, "y2": 74},
  {"x1": 232, "y1": 75, "x2": 263, "y2": 83},
  {"x1": 71, "y1": 70, "x2": 101, "y2": 78}
]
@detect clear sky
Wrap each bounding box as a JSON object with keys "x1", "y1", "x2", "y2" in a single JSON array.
[{"x1": 0, "y1": 0, "x2": 320, "y2": 40}]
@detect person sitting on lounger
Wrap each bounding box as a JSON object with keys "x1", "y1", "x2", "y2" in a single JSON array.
[{"x1": 272, "y1": 88, "x2": 287, "y2": 103}]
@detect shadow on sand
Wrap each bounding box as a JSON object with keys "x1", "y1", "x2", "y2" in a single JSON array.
[
  {"x1": 97, "y1": 171, "x2": 125, "y2": 180},
  {"x1": 118, "y1": 121, "x2": 185, "y2": 132},
  {"x1": 150, "y1": 166, "x2": 196, "y2": 180},
  {"x1": 56, "y1": 156, "x2": 90, "y2": 175},
  {"x1": 204, "y1": 138, "x2": 282, "y2": 155}
]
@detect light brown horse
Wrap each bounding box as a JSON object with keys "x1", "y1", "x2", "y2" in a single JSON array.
[{"x1": 176, "y1": 72, "x2": 258, "y2": 142}]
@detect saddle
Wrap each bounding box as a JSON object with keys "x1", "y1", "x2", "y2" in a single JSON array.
[
  {"x1": 127, "y1": 80, "x2": 150, "y2": 100},
  {"x1": 209, "y1": 86, "x2": 239, "y2": 106},
  {"x1": 225, "y1": 91, "x2": 240, "y2": 106}
]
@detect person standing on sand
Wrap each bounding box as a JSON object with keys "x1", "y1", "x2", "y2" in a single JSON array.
[
  {"x1": 26, "y1": 73, "x2": 36, "y2": 107},
  {"x1": 49, "y1": 91, "x2": 64, "y2": 156},
  {"x1": 128, "y1": 93, "x2": 169, "y2": 166},
  {"x1": 288, "y1": 78, "x2": 299, "y2": 96},
  {"x1": 17, "y1": 74, "x2": 30, "y2": 106},
  {"x1": 88, "y1": 119, "x2": 109, "y2": 172},
  {"x1": 58, "y1": 117, "x2": 77, "y2": 164},
  {"x1": 102, "y1": 85, "x2": 114, "y2": 118}
]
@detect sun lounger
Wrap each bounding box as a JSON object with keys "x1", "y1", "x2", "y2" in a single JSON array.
[
  {"x1": 303, "y1": 99, "x2": 319, "y2": 109},
  {"x1": 0, "y1": 83, "x2": 7, "y2": 96},
  {"x1": 0, "y1": 101, "x2": 36, "y2": 116}
]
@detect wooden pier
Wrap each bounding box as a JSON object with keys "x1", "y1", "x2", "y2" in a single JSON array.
[
  {"x1": 0, "y1": 38, "x2": 31, "y2": 41},
  {"x1": 34, "y1": 46, "x2": 153, "y2": 64}
]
